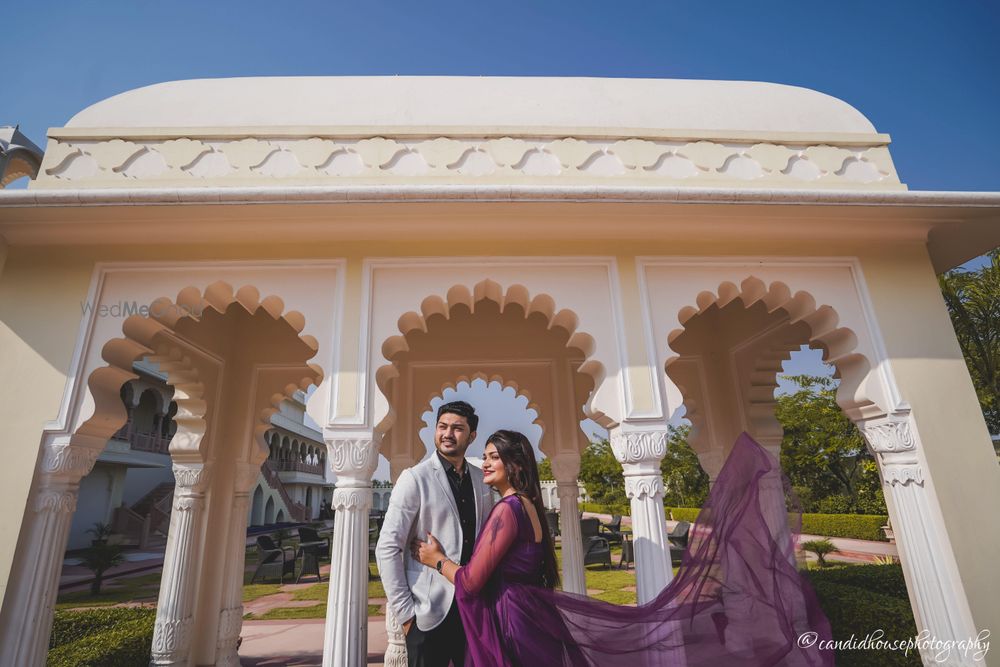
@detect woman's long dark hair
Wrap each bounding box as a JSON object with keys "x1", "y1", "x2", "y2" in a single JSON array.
[{"x1": 486, "y1": 430, "x2": 560, "y2": 589}]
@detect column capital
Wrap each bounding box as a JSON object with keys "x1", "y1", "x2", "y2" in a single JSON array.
[
  {"x1": 610, "y1": 425, "x2": 669, "y2": 465},
  {"x1": 172, "y1": 462, "x2": 211, "y2": 492},
  {"x1": 624, "y1": 475, "x2": 664, "y2": 501},
  {"x1": 858, "y1": 411, "x2": 917, "y2": 455},
  {"x1": 549, "y1": 450, "x2": 581, "y2": 481},
  {"x1": 326, "y1": 431, "x2": 380, "y2": 481},
  {"x1": 39, "y1": 441, "x2": 101, "y2": 482}
]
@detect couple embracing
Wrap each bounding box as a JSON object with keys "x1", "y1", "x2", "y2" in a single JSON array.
[{"x1": 376, "y1": 401, "x2": 835, "y2": 667}]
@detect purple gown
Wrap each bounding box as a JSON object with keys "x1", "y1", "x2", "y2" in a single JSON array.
[{"x1": 454, "y1": 433, "x2": 834, "y2": 667}]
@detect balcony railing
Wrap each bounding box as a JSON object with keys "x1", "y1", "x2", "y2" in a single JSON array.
[
  {"x1": 272, "y1": 460, "x2": 324, "y2": 476},
  {"x1": 131, "y1": 431, "x2": 171, "y2": 454}
]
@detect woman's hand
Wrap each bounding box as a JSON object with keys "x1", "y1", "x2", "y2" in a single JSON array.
[{"x1": 411, "y1": 532, "x2": 446, "y2": 568}]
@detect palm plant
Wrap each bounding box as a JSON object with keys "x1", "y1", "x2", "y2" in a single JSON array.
[
  {"x1": 801, "y1": 538, "x2": 839, "y2": 567},
  {"x1": 81, "y1": 542, "x2": 125, "y2": 595},
  {"x1": 939, "y1": 250, "x2": 1000, "y2": 434},
  {"x1": 86, "y1": 521, "x2": 114, "y2": 546}
]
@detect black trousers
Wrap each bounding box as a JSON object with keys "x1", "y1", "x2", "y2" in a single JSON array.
[{"x1": 405, "y1": 601, "x2": 466, "y2": 667}]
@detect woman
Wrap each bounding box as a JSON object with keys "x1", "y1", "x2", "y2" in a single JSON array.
[{"x1": 414, "y1": 430, "x2": 833, "y2": 666}]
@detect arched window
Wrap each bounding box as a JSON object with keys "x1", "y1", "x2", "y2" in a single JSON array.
[{"x1": 251, "y1": 486, "x2": 264, "y2": 525}]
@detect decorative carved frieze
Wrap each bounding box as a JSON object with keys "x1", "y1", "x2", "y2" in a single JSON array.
[
  {"x1": 34, "y1": 489, "x2": 77, "y2": 514},
  {"x1": 332, "y1": 487, "x2": 373, "y2": 512},
  {"x1": 151, "y1": 616, "x2": 194, "y2": 659},
  {"x1": 882, "y1": 464, "x2": 924, "y2": 487},
  {"x1": 624, "y1": 475, "x2": 664, "y2": 501},
  {"x1": 36, "y1": 134, "x2": 902, "y2": 190},
  {"x1": 610, "y1": 429, "x2": 668, "y2": 464}
]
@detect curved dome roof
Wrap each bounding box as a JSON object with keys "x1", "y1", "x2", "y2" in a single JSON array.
[{"x1": 66, "y1": 76, "x2": 878, "y2": 135}]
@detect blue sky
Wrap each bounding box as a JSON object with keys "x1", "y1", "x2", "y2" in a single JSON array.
[
  {"x1": 5, "y1": 1, "x2": 999, "y2": 192},
  {"x1": 5, "y1": 2, "x2": 997, "y2": 471}
]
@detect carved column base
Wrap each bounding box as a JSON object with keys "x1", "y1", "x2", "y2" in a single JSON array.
[{"x1": 383, "y1": 608, "x2": 408, "y2": 667}]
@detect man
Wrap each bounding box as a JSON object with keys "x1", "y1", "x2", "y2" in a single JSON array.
[{"x1": 376, "y1": 400, "x2": 495, "y2": 667}]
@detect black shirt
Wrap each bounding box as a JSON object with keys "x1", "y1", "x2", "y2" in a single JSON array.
[{"x1": 437, "y1": 452, "x2": 477, "y2": 565}]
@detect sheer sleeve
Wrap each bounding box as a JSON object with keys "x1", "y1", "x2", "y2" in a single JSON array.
[{"x1": 455, "y1": 499, "x2": 518, "y2": 595}]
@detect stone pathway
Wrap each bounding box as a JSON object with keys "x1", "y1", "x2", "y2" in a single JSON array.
[{"x1": 240, "y1": 617, "x2": 388, "y2": 666}]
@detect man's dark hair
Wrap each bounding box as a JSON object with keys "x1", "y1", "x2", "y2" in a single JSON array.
[{"x1": 436, "y1": 400, "x2": 479, "y2": 432}]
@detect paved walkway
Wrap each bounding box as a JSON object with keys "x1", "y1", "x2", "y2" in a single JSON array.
[{"x1": 240, "y1": 617, "x2": 387, "y2": 666}]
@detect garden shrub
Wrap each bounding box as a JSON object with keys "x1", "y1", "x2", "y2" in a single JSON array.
[
  {"x1": 664, "y1": 507, "x2": 888, "y2": 541},
  {"x1": 48, "y1": 607, "x2": 155, "y2": 666},
  {"x1": 664, "y1": 507, "x2": 701, "y2": 523},
  {"x1": 799, "y1": 512, "x2": 887, "y2": 542},
  {"x1": 805, "y1": 566, "x2": 919, "y2": 666}
]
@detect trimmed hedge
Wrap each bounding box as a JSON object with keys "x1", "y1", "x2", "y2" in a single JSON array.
[
  {"x1": 806, "y1": 565, "x2": 918, "y2": 666},
  {"x1": 664, "y1": 507, "x2": 888, "y2": 542},
  {"x1": 664, "y1": 507, "x2": 701, "y2": 523},
  {"x1": 48, "y1": 607, "x2": 155, "y2": 666},
  {"x1": 800, "y1": 512, "x2": 888, "y2": 542}
]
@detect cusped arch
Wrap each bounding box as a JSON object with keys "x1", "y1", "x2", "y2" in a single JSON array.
[
  {"x1": 664, "y1": 276, "x2": 879, "y2": 448},
  {"x1": 429, "y1": 374, "x2": 548, "y2": 446},
  {"x1": 374, "y1": 279, "x2": 610, "y2": 436},
  {"x1": 73, "y1": 281, "x2": 323, "y2": 466}
]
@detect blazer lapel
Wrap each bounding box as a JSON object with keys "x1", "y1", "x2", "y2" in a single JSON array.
[
  {"x1": 468, "y1": 464, "x2": 488, "y2": 534},
  {"x1": 430, "y1": 457, "x2": 460, "y2": 522}
]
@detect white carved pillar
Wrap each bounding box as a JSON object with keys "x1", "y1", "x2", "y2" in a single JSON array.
[
  {"x1": 610, "y1": 427, "x2": 672, "y2": 604},
  {"x1": 550, "y1": 451, "x2": 586, "y2": 595},
  {"x1": 0, "y1": 440, "x2": 100, "y2": 667},
  {"x1": 151, "y1": 463, "x2": 211, "y2": 666},
  {"x1": 859, "y1": 411, "x2": 980, "y2": 665},
  {"x1": 215, "y1": 463, "x2": 259, "y2": 666},
  {"x1": 323, "y1": 435, "x2": 378, "y2": 667}
]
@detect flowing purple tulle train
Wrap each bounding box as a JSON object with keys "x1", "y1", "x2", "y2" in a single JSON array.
[{"x1": 454, "y1": 432, "x2": 834, "y2": 666}]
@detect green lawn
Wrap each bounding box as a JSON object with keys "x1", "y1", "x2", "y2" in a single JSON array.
[{"x1": 55, "y1": 573, "x2": 161, "y2": 610}]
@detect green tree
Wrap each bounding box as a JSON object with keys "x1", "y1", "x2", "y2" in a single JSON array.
[
  {"x1": 536, "y1": 456, "x2": 553, "y2": 481},
  {"x1": 939, "y1": 250, "x2": 1000, "y2": 434},
  {"x1": 776, "y1": 374, "x2": 885, "y2": 514},
  {"x1": 659, "y1": 425, "x2": 709, "y2": 507},
  {"x1": 577, "y1": 439, "x2": 628, "y2": 512}
]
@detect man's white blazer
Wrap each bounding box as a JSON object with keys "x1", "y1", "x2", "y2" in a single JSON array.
[{"x1": 376, "y1": 455, "x2": 495, "y2": 631}]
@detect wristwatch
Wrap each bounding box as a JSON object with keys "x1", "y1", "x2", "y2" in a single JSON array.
[{"x1": 435, "y1": 559, "x2": 445, "y2": 573}]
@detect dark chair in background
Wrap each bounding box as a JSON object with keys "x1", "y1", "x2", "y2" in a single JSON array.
[
  {"x1": 297, "y1": 526, "x2": 331, "y2": 559},
  {"x1": 580, "y1": 517, "x2": 612, "y2": 569},
  {"x1": 668, "y1": 521, "x2": 691, "y2": 566},
  {"x1": 251, "y1": 535, "x2": 296, "y2": 584},
  {"x1": 600, "y1": 514, "x2": 623, "y2": 546},
  {"x1": 544, "y1": 510, "x2": 560, "y2": 538}
]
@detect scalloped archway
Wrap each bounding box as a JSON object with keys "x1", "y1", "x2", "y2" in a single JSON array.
[
  {"x1": 375, "y1": 279, "x2": 602, "y2": 479},
  {"x1": 417, "y1": 374, "x2": 546, "y2": 460},
  {"x1": 664, "y1": 276, "x2": 878, "y2": 471},
  {"x1": 4, "y1": 281, "x2": 323, "y2": 667}
]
